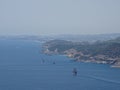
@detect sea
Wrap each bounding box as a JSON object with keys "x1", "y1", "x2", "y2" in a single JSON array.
[{"x1": 0, "y1": 39, "x2": 120, "y2": 90}]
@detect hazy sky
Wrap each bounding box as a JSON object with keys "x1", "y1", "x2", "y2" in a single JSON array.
[{"x1": 0, "y1": 0, "x2": 120, "y2": 35}]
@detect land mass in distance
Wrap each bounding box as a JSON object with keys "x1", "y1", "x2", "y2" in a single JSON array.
[{"x1": 43, "y1": 37, "x2": 120, "y2": 68}]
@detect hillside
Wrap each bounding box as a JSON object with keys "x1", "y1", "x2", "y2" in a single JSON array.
[{"x1": 43, "y1": 37, "x2": 120, "y2": 67}]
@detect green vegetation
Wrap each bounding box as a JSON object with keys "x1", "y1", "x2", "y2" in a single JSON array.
[
  {"x1": 44, "y1": 38, "x2": 120, "y2": 57},
  {"x1": 43, "y1": 37, "x2": 120, "y2": 67}
]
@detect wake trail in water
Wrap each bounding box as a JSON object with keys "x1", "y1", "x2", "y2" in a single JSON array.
[{"x1": 78, "y1": 74, "x2": 120, "y2": 85}]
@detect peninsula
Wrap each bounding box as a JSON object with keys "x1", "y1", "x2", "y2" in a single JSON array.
[{"x1": 42, "y1": 37, "x2": 120, "y2": 67}]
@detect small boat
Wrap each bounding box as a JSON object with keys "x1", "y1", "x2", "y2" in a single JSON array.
[{"x1": 72, "y1": 68, "x2": 77, "y2": 76}]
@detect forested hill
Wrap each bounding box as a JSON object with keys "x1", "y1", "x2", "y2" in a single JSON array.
[{"x1": 43, "y1": 37, "x2": 120, "y2": 67}]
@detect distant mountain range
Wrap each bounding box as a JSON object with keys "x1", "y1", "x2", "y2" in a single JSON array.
[
  {"x1": 0, "y1": 33, "x2": 120, "y2": 42},
  {"x1": 52, "y1": 33, "x2": 120, "y2": 42}
]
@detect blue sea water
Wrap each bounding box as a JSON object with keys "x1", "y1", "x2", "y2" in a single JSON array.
[{"x1": 0, "y1": 39, "x2": 120, "y2": 90}]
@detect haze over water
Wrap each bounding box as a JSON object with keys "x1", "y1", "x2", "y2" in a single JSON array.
[{"x1": 0, "y1": 39, "x2": 120, "y2": 90}]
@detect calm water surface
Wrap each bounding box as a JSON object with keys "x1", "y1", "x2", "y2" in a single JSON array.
[{"x1": 0, "y1": 39, "x2": 120, "y2": 90}]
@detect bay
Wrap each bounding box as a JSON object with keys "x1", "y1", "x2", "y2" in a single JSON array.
[{"x1": 0, "y1": 39, "x2": 120, "y2": 90}]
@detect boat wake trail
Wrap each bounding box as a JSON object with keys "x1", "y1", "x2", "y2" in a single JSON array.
[{"x1": 79, "y1": 75, "x2": 120, "y2": 85}]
